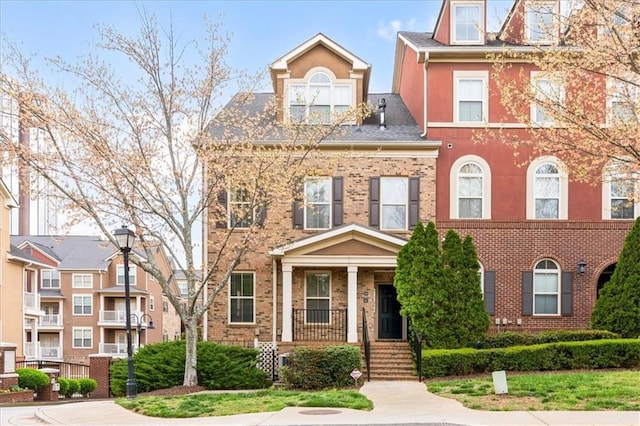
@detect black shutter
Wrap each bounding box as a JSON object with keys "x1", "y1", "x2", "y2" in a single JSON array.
[
  {"x1": 256, "y1": 204, "x2": 267, "y2": 227},
  {"x1": 292, "y1": 179, "x2": 304, "y2": 229},
  {"x1": 215, "y1": 190, "x2": 228, "y2": 229},
  {"x1": 561, "y1": 271, "x2": 573, "y2": 316},
  {"x1": 408, "y1": 177, "x2": 420, "y2": 229},
  {"x1": 483, "y1": 270, "x2": 496, "y2": 315},
  {"x1": 522, "y1": 271, "x2": 533, "y2": 316},
  {"x1": 332, "y1": 177, "x2": 343, "y2": 227},
  {"x1": 369, "y1": 177, "x2": 380, "y2": 228}
]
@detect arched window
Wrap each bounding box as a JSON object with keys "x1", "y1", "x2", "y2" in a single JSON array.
[
  {"x1": 450, "y1": 155, "x2": 491, "y2": 219},
  {"x1": 287, "y1": 69, "x2": 354, "y2": 124},
  {"x1": 526, "y1": 157, "x2": 568, "y2": 219},
  {"x1": 533, "y1": 259, "x2": 560, "y2": 315}
]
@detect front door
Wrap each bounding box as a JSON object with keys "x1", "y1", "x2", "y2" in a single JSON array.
[{"x1": 377, "y1": 284, "x2": 402, "y2": 339}]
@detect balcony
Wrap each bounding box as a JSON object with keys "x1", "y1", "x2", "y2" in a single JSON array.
[
  {"x1": 24, "y1": 342, "x2": 39, "y2": 359},
  {"x1": 39, "y1": 314, "x2": 63, "y2": 328},
  {"x1": 99, "y1": 342, "x2": 139, "y2": 356},
  {"x1": 23, "y1": 292, "x2": 41, "y2": 313},
  {"x1": 98, "y1": 310, "x2": 144, "y2": 326},
  {"x1": 40, "y1": 346, "x2": 62, "y2": 359}
]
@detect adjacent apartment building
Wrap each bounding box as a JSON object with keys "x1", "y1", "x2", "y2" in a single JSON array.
[{"x1": 206, "y1": 0, "x2": 633, "y2": 352}]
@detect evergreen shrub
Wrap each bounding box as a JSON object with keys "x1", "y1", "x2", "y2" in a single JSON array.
[
  {"x1": 281, "y1": 345, "x2": 361, "y2": 390},
  {"x1": 16, "y1": 368, "x2": 49, "y2": 392}
]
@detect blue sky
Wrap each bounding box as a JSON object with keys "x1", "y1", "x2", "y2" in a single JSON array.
[{"x1": 1, "y1": 1, "x2": 514, "y2": 96}]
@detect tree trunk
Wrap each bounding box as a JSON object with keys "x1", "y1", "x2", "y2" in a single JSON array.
[{"x1": 183, "y1": 319, "x2": 199, "y2": 386}]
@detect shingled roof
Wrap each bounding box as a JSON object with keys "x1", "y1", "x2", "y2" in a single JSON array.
[{"x1": 11, "y1": 235, "x2": 115, "y2": 270}]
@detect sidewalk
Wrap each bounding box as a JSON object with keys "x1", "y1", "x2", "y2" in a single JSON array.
[{"x1": 32, "y1": 381, "x2": 640, "y2": 426}]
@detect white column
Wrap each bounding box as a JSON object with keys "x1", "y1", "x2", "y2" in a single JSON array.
[
  {"x1": 281, "y1": 264, "x2": 293, "y2": 342},
  {"x1": 347, "y1": 265, "x2": 358, "y2": 343}
]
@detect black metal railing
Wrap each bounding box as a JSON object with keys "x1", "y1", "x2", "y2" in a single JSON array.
[
  {"x1": 16, "y1": 360, "x2": 90, "y2": 379},
  {"x1": 362, "y1": 307, "x2": 371, "y2": 382},
  {"x1": 408, "y1": 323, "x2": 423, "y2": 382},
  {"x1": 292, "y1": 308, "x2": 347, "y2": 341}
]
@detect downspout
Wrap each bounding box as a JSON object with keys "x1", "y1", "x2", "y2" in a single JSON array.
[
  {"x1": 420, "y1": 53, "x2": 429, "y2": 138},
  {"x1": 272, "y1": 258, "x2": 277, "y2": 344}
]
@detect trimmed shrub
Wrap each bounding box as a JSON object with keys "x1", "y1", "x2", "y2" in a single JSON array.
[
  {"x1": 421, "y1": 339, "x2": 640, "y2": 378},
  {"x1": 78, "y1": 378, "x2": 97, "y2": 397},
  {"x1": 16, "y1": 368, "x2": 49, "y2": 392},
  {"x1": 64, "y1": 379, "x2": 80, "y2": 398},
  {"x1": 281, "y1": 345, "x2": 361, "y2": 390},
  {"x1": 477, "y1": 330, "x2": 620, "y2": 349},
  {"x1": 110, "y1": 340, "x2": 271, "y2": 396},
  {"x1": 57, "y1": 377, "x2": 69, "y2": 397}
]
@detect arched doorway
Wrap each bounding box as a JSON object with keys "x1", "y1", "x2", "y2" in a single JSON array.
[{"x1": 596, "y1": 264, "x2": 616, "y2": 298}]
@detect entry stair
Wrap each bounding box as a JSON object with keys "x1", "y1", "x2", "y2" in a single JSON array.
[{"x1": 362, "y1": 341, "x2": 417, "y2": 381}]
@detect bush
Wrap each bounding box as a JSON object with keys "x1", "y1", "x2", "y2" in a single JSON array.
[
  {"x1": 16, "y1": 368, "x2": 50, "y2": 392},
  {"x1": 64, "y1": 379, "x2": 80, "y2": 398},
  {"x1": 281, "y1": 345, "x2": 361, "y2": 390},
  {"x1": 110, "y1": 340, "x2": 271, "y2": 396},
  {"x1": 477, "y1": 330, "x2": 620, "y2": 349},
  {"x1": 421, "y1": 339, "x2": 640, "y2": 378},
  {"x1": 57, "y1": 377, "x2": 69, "y2": 397},
  {"x1": 78, "y1": 378, "x2": 97, "y2": 397}
]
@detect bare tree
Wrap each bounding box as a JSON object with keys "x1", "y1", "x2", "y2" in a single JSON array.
[{"x1": 1, "y1": 12, "x2": 365, "y2": 386}]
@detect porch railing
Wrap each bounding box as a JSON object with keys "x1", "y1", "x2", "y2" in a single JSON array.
[
  {"x1": 99, "y1": 342, "x2": 139, "y2": 355},
  {"x1": 292, "y1": 308, "x2": 347, "y2": 341},
  {"x1": 40, "y1": 346, "x2": 62, "y2": 359},
  {"x1": 39, "y1": 314, "x2": 62, "y2": 327}
]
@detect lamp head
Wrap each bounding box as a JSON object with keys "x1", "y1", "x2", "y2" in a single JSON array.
[{"x1": 114, "y1": 226, "x2": 136, "y2": 251}]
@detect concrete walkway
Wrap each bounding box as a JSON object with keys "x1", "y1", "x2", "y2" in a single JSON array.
[{"x1": 24, "y1": 381, "x2": 640, "y2": 426}]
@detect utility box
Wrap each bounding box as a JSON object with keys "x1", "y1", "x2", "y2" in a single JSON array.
[{"x1": 492, "y1": 370, "x2": 508, "y2": 394}]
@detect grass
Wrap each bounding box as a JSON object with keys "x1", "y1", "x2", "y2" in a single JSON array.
[
  {"x1": 427, "y1": 370, "x2": 640, "y2": 411},
  {"x1": 116, "y1": 389, "x2": 373, "y2": 418}
]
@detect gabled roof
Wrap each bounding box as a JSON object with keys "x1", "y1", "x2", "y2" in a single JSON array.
[
  {"x1": 0, "y1": 178, "x2": 18, "y2": 208},
  {"x1": 7, "y1": 244, "x2": 54, "y2": 268}
]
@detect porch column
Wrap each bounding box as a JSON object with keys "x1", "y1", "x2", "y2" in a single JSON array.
[
  {"x1": 347, "y1": 265, "x2": 358, "y2": 343},
  {"x1": 281, "y1": 264, "x2": 293, "y2": 342}
]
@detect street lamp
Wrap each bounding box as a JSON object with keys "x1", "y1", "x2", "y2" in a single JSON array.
[
  {"x1": 131, "y1": 313, "x2": 155, "y2": 350},
  {"x1": 114, "y1": 225, "x2": 136, "y2": 399}
]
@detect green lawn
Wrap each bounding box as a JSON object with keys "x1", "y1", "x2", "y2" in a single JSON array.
[
  {"x1": 427, "y1": 370, "x2": 640, "y2": 411},
  {"x1": 116, "y1": 389, "x2": 373, "y2": 418}
]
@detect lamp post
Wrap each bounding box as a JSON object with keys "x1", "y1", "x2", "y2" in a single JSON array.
[
  {"x1": 131, "y1": 313, "x2": 154, "y2": 350},
  {"x1": 114, "y1": 226, "x2": 136, "y2": 399}
]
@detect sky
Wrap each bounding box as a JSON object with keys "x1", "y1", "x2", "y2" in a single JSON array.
[{"x1": 0, "y1": 0, "x2": 514, "y2": 97}]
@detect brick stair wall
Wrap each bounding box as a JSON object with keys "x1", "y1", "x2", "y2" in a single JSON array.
[{"x1": 362, "y1": 341, "x2": 417, "y2": 381}]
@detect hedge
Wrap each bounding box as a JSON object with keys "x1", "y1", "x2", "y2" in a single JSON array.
[
  {"x1": 16, "y1": 368, "x2": 49, "y2": 392},
  {"x1": 281, "y1": 345, "x2": 361, "y2": 390},
  {"x1": 422, "y1": 339, "x2": 640, "y2": 378},
  {"x1": 477, "y1": 330, "x2": 620, "y2": 349}
]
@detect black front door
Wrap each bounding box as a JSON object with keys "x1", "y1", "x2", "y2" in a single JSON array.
[{"x1": 378, "y1": 284, "x2": 402, "y2": 339}]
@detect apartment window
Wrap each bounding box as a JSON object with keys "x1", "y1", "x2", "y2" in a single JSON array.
[
  {"x1": 531, "y1": 72, "x2": 564, "y2": 126},
  {"x1": 229, "y1": 272, "x2": 254, "y2": 324},
  {"x1": 454, "y1": 71, "x2": 488, "y2": 123},
  {"x1": 527, "y1": 157, "x2": 568, "y2": 219},
  {"x1": 229, "y1": 188, "x2": 254, "y2": 228},
  {"x1": 607, "y1": 77, "x2": 637, "y2": 125},
  {"x1": 287, "y1": 69, "x2": 354, "y2": 124},
  {"x1": 72, "y1": 274, "x2": 93, "y2": 289},
  {"x1": 525, "y1": 1, "x2": 557, "y2": 44},
  {"x1": 450, "y1": 155, "x2": 491, "y2": 219},
  {"x1": 72, "y1": 327, "x2": 92, "y2": 349},
  {"x1": 149, "y1": 296, "x2": 155, "y2": 311},
  {"x1": 451, "y1": 2, "x2": 483, "y2": 44},
  {"x1": 117, "y1": 264, "x2": 136, "y2": 286},
  {"x1": 177, "y1": 282, "x2": 188, "y2": 298},
  {"x1": 533, "y1": 259, "x2": 560, "y2": 315},
  {"x1": 305, "y1": 177, "x2": 331, "y2": 229},
  {"x1": 42, "y1": 270, "x2": 60, "y2": 289},
  {"x1": 306, "y1": 272, "x2": 330, "y2": 324},
  {"x1": 602, "y1": 161, "x2": 638, "y2": 219},
  {"x1": 380, "y1": 177, "x2": 408, "y2": 230},
  {"x1": 163, "y1": 301, "x2": 169, "y2": 313},
  {"x1": 73, "y1": 295, "x2": 92, "y2": 315}
]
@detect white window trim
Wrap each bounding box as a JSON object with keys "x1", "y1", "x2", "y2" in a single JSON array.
[
  {"x1": 304, "y1": 271, "x2": 332, "y2": 325},
  {"x1": 606, "y1": 76, "x2": 638, "y2": 126},
  {"x1": 479, "y1": 262, "x2": 485, "y2": 298},
  {"x1": 72, "y1": 273, "x2": 93, "y2": 289},
  {"x1": 116, "y1": 264, "x2": 137, "y2": 286},
  {"x1": 72, "y1": 294, "x2": 93, "y2": 316},
  {"x1": 524, "y1": 0, "x2": 558, "y2": 45},
  {"x1": 304, "y1": 176, "x2": 332, "y2": 230},
  {"x1": 530, "y1": 71, "x2": 564, "y2": 127},
  {"x1": 149, "y1": 295, "x2": 155, "y2": 311},
  {"x1": 72, "y1": 327, "x2": 93, "y2": 349},
  {"x1": 533, "y1": 259, "x2": 561, "y2": 316},
  {"x1": 453, "y1": 71, "x2": 489, "y2": 124},
  {"x1": 284, "y1": 67, "x2": 356, "y2": 125},
  {"x1": 450, "y1": 1, "x2": 484, "y2": 45},
  {"x1": 449, "y1": 155, "x2": 492, "y2": 219},
  {"x1": 228, "y1": 271, "x2": 255, "y2": 324},
  {"x1": 380, "y1": 177, "x2": 409, "y2": 231},
  {"x1": 601, "y1": 162, "x2": 639, "y2": 220},
  {"x1": 526, "y1": 156, "x2": 568, "y2": 219},
  {"x1": 227, "y1": 187, "x2": 257, "y2": 229},
  {"x1": 41, "y1": 269, "x2": 60, "y2": 289}
]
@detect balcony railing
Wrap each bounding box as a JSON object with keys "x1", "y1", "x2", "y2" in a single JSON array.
[
  {"x1": 99, "y1": 310, "x2": 143, "y2": 325},
  {"x1": 39, "y1": 314, "x2": 62, "y2": 327},
  {"x1": 99, "y1": 342, "x2": 139, "y2": 356},
  {"x1": 40, "y1": 346, "x2": 62, "y2": 359},
  {"x1": 292, "y1": 308, "x2": 347, "y2": 341},
  {"x1": 23, "y1": 292, "x2": 38, "y2": 310},
  {"x1": 24, "y1": 342, "x2": 39, "y2": 359}
]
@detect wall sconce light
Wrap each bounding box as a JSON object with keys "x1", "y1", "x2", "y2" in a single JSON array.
[{"x1": 577, "y1": 259, "x2": 587, "y2": 290}]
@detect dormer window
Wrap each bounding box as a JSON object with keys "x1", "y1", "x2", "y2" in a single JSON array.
[
  {"x1": 525, "y1": 1, "x2": 558, "y2": 44},
  {"x1": 451, "y1": 1, "x2": 484, "y2": 44},
  {"x1": 286, "y1": 69, "x2": 354, "y2": 124}
]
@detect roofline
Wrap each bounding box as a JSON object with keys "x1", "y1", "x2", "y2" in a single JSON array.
[
  {"x1": 0, "y1": 178, "x2": 18, "y2": 208},
  {"x1": 7, "y1": 253, "x2": 55, "y2": 269},
  {"x1": 15, "y1": 241, "x2": 60, "y2": 265},
  {"x1": 251, "y1": 140, "x2": 443, "y2": 149}
]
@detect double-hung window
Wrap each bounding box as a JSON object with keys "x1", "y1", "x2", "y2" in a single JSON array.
[
  {"x1": 380, "y1": 177, "x2": 408, "y2": 230},
  {"x1": 602, "y1": 161, "x2": 638, "y2": 219},
  {"x1": 531, "y1": 72, "x2": 564, "y2": 126},
  {"x1": 451, "y1": 2, "x2": 483, "y2": 44},
  {"x1": 72, "y1": 274, "x2": 93, "y2": 289},
  {"x1": 73, "y1": 295, "x2": 92, "y2": 315},
  {"x1": 458, "y1": 162, "x2": 484, "y2": 218},
  {"x1": 305, "y1": 272, "x2": 330, "y2": 324},
  {"x1": 229, "y1": 272, "x2": 254, "y2": 323},
  {"x1": 533, "y1": 259, "x2": 560, "y2": 315},
  {"x1": 305, "y1": 177, "x2": 331, "y2": 229},
  {"x1": 287, "y1": 70, "x2": 354, "y2": 124},
  {"x1": 525, "y1": 1, "x2": 557, "y2": 44},
  {"x1": 229, "y1": 188, "x2": 254, "y2": 228},
  {"x1": 454, "y1": 71, "x2": 488, "y2": 123},
  {"x1": 72, "y1": 327, "x2": 92, "y2": 349},
  {"x1": 527, "y1": 157, "x2": 567, "y2": 219},
  {"x1": 117, "y1": 265, "x2": 136, "y2": 286},
  {"x1": 607, "y1": 77, "x2": 637, "y2": 125},
  {"x1": 42, "y1": 270, "x2": 60, "y2": 289}
]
